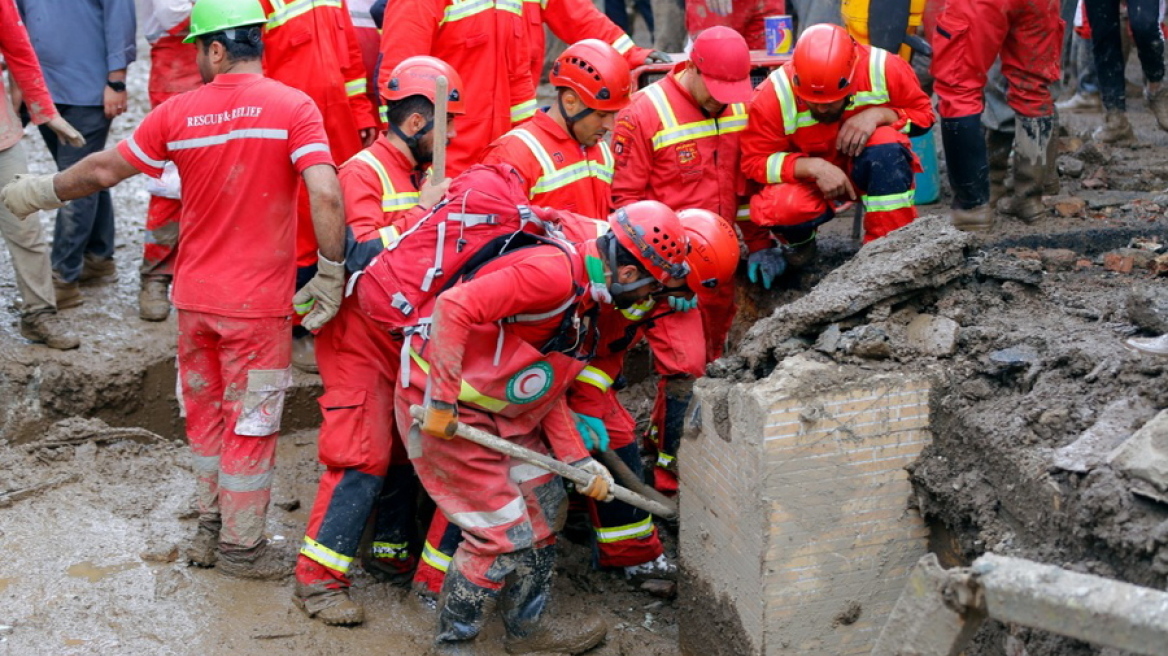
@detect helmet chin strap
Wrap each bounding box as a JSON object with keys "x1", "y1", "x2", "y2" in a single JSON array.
[
  {"x1": 600, "y1": 233, "x2": 657, "y2": 297},
  {"x1": 557, "y1": 93, "x2": 593, "y2": 142},
  {"x1": 389, "y1": 118, "x2": 434, "y2": 164}
]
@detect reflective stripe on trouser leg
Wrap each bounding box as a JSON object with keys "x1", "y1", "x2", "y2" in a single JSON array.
[
  {"x1": 411, "y1": 414, "x2": 558, "y2": 590},
  {"x1": 295, "y1": 467, "x2": 383, "y2": 587},
  {"x1": 589, "y1": 442, "x2": 663, "y2": 568},
  {"x1": 142, "y1": 195, "x2": 180, "y2": 277},
  {"x1": 414, "y1": 512, "x2": 462, "y2": 595},
  {"x1": 852, "y1": 132, "x2": 918, "y2": 242},
  {"x1": 371, "y1": 464, "x2": 420, "y2": 564},
  {"x1": 179, "y1": 310, "x2": 292, "y2": 550}
]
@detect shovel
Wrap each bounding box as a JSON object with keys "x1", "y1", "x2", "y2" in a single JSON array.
[{"x1": 409, "y1": 405, "x2": 677, "y2": 519}]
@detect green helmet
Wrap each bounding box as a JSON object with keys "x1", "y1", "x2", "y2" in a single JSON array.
[{"x1": 184, "y1": 0, "x2": 268, "y2": 44}]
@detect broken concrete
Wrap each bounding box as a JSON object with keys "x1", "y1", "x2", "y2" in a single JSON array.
[
  {"x1": 1109, "y1": 410, "x2": 1168, "y2": 494},
  {"x1": 1050, "y1": 397, "x2": 1160, "y2": 473},
  {"x1": 739, "y1": 214, "x2": 973, "y2": 364}
]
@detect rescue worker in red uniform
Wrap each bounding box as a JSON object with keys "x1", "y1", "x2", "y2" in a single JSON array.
[
  {"x1": 139, "y1": 1, "x2": 203, "y2": 322},
  {"x1": 376, "y1": 0, "x2": 535, "y2": 178},
  {"x1": 412, "y1": 201, "x2": 690, "y2": 654},
  {"x1": 2, "y1": 0, "x2": 347, "y2": 579},
  {"x1": 565, "y1": 207, "x2": 739, "y2": 583},
  {"x1": 930, "y1": 0, "x2": 1063, "y2": 231},
  {"x1": 482, "y1": 39, "x2": 682, "y2": 583},
  {"x1": 292, "y1": 57, "x2": 462, "y2": 626},
  {"x1": 515, "y1": 0, "x2": 668, "y2": 124},
  {"x1": 686, "y1": 0, "x2": 788, "y2": 50},
  {"x1": 610, "y1": 26, "x2": 758, "y2": 493},
  {"x1": 258, "y1": 0, "x2": 380, "y2": 372},
  {"x1": 741, "y1": 24, "x2": 934, "y2": 288},
  {"x1": 481, "y1": 39, "x2": 629, "y2": 218}
]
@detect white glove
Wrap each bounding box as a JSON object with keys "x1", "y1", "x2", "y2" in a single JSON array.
[
  {"x1": 573, "y1": 457, "x2": 615, "y2": 502},
  {"x1": 1, "y1": 173, "x2": 63, "y2": 219},
  {"x1": 46, "y1": 116, "x2": 86, "y2": 148},
  {"x1": 292, "y1": 253, "x2": 345, "y2": 332}
]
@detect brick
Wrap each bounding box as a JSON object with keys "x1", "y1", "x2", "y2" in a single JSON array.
[{"x1": 1103, "y1": 251, "x2": 1135, "y2": 274}]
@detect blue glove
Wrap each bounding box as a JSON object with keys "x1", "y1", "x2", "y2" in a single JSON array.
[
  {"x1": 667, "y1": 294, "x2": 699, "y2": 312},
  {"x1": 747, "y1": 247, "x2": 787, "y2": 290},
  {"x1": 573, "y1": 413, "x2": 610, "y2": 452}
]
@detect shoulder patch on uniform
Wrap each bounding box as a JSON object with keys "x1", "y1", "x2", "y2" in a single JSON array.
[{"x1": 617, "y1": 116, "x2": 637, "y2": 133}]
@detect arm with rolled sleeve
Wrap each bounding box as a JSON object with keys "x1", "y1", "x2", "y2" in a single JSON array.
[{"x1": 741, "y1": 76, "x2": 803, "y2": 187}]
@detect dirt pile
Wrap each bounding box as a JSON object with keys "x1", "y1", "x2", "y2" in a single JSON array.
[{"x1": 708, "y1": 208, "x2": 1168, "y2": 655}]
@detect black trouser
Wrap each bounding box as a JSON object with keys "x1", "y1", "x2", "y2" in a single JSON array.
[{"x1": 1084, "y1": 0, "x2": 1165, "y2": 110}]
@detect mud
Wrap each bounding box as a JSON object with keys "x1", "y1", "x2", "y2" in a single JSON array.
[{"x1": 3, "y1": 24, "x2": 1168, "y2": 656}]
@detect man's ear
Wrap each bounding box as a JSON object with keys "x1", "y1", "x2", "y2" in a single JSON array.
[{"x1": 616, "y1": 264, "x2": 641, "y2": 283}]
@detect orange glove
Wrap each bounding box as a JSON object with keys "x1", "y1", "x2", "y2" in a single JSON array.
[
  {"x1": 421, "y1": 401, "x2": 458, "y2": 439},
  {"x1": 573, "y1": 457, "x2": 615, "y2": 502}
]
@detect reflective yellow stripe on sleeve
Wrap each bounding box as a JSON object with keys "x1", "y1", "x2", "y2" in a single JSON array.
[
  {"x1": 408, "y1": 348, "x2": 509, "y2": 412},
  {"x1": 765, "y1": 152, "x2": 788, "y2": 184},
  {"x1": 346, "y1": 78, "x2": 367, "y2": 97},
  {"x1": 575, "y1": 366, "x2": 614, "y2": 392},
  {"x1": 266, "y1": 0, "x2": 344, "y2": 28},
  {"x1": 511, "y1": 99, "x2": 538, "y2": 124},
  {"x1": 441, "y1": 0, "x2": 494, "y2": 24}
]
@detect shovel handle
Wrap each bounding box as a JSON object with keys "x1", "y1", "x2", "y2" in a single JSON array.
[
  {"x1": 409, "y1": 405, "x2": 677, "y2": 519},
  {"x1": 432, "y1": 76, "x2": 448, "y2": 182}
]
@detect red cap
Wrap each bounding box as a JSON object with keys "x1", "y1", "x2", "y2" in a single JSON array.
[{"x1": 689, "y1": 26, "x2": 753, "y2": 104}]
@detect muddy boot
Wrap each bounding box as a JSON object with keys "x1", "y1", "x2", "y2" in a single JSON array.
[
  {"x1": 941, "y1": 115, "x2": 993, "y2": 233},
  {"x1": 999, "y1": 115, "x2": 1053, "y2": 224},
  {"x1": 501, "y1": 547, "x2": 607, "y2": 656},
  {"x1": 20, "y1": 310, "x2": 79, "y2": 350},
  {"x1": 217, "y1": 539, "x2": 292, "y2": 580},
  {"x1": 1148, "y1": 86, "x2": 1168, "y2": 132},
  {"x1": 1093, "y1": 109, "x2": 1136, "y2": 146},
  {"x1": 782, "y1": 234, "x2": 818, "y2": 270},
  {"x1": 1043, "y1": 114, "x2": 1061, "y2": 197},
  {"x1": 53, "y1": 271, "x2": 82, "y2": 309},
  {"x1": 291, "y1": 333, "x2": 318, "y2": 373},
  {"x1": 434, "y1": 564, "x2": 501, "y2": 654},
  {"x1": 139, "y1": 277, "x2": 171, "y2": 322},
  {"x1": 185, "y1": 517, "x2": 221, "y2": 567},
  {"x1": 79, "y1": 253, "x2": 116, "y2": 284},
  {"x1": 293, "y1": 581, "x2": 365, "y2": 626},
  {"x1": 363, "y1": 554, "x2": 418, "y2": 587},
  {"x1": 986, "y1": 128, "x2": 1013, "y2": 207}
]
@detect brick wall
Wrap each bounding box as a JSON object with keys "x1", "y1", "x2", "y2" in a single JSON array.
[{"x1": 680, "y1": 357, "x2": 932, "y2": 655}]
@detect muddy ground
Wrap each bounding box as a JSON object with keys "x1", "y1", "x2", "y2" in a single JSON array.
[{"x1": 2, "y1": 33, "x2": 1168, "y2": 656}]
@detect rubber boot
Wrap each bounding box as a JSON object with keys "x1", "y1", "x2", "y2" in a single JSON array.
[
  {"x1": 986, "y1": 128, "x2": 1013, "y2": 207},
  {"x1": 940, "y1": 115, "x2": 993, "y2": 232},
  {"x1": 999, "y1": 115, "x2": 1053, "y2": 224},
  {"x1": 1043, "y1": 112, "x2": 1061, "y2": 196},
  {"x1": 218, "y1": 539, "x2": 293, "y2": 580},
  {"x1": 1148, "y1": 86, "x2": 1168, "y2": 132},
  {"x1": 186, "y1": 516, "x2": 221, "y2": 567},
  {"x1": 139, "y1": 276, "x2": 172, "y2": 322},
  {"x1": 501, "y1": 547, "x2": 607, "y2": 655},
  {"x1": 434, "y1": 564, "x2": 500, "y2": 654},
  {"x1": 653, "y1": 379, "x2": 692, "y2": 495}
]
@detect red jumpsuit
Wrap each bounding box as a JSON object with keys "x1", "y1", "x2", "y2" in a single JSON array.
[
  {"x1": 141, "y1": 11, "x2": 201, "y2": 281},
  {"x1": 741, "y1": 45, "x2": 934, "y2": 243},
  {"x1": 517, "y1": 0, "x2": 653, "y2": 121},
  {"x1": 395, "y1": 243, "x2": 594, "y2": 592},
  {"x1": 295, "y1": 138, "x2": 426, "y2": 591},
  {"x1": 930, "y1": 0, "x2": 1063, "y2": 119},
  {"x1": 686, "y1": 0, "x2": 788, "y2": 50},
  {"x1": 481, "y1": 110, "x2": 615, "y2": 218},
  {"x1": 377, "y1": 0, "x2": 534, "y2": 177},
  {"x1": 260, "y1": 0, "x2": 379, "y2": 268},
  {"x1": 347, "y1": 0, "x2": 383, "y2": 111}
]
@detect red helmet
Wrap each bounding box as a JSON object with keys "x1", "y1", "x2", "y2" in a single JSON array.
[
  {"x1": 678, "y1": 209, "x2": 739, "y2": 289},
  {"x1": 608, "y1": 200, "x2": 690, "y2": 284},
  {"x1": 385, "y1": 56, "x2": 466, "y2": 114},
  {"x1": 549, "y1": 39, "x2": 632, "y2": 112},
  {"x1": 791, "y1": 24, "x2": 858, "y2": 103}
]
